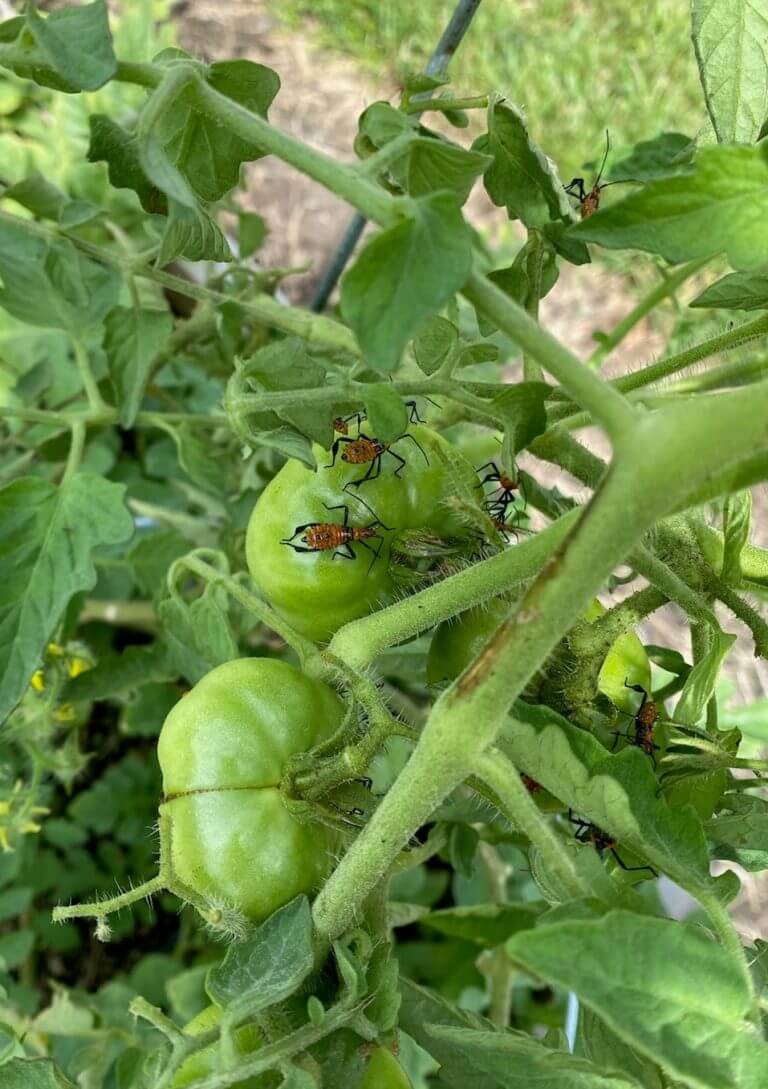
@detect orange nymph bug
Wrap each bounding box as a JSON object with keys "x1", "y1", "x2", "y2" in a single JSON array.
[
  {"x1": 280, "y1": 500, "x2": 390, "y2": 571},
  {"x1": 327, "y1": 431, "x2": 429, "y2": 487},
  {"x1": 564, "y1": 130, "x2": 618, "y2": 219},
  {"x1": 567, "y1": 810, "x2": 657, "y2": 875},
  {"x1": 610, "y1": 681, "x2": 661, "y2": 767}
]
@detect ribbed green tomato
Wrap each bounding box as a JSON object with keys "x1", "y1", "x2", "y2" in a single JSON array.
[
  {"x1": 246, "y1": 425, "x2": 479, "y2": 642},
  {"x1": 158, "y1": 658, "x2": 343, "y2": 922},
  {"x1": 427, "y1": 598, "x2": 651, "y2": 709},
  {"x1": 359, "y1": 1047, "x2": 413, "y2": 1089},
  {"x1": 172, "y1": 1004, "x2": 262, "y2": 1088}
]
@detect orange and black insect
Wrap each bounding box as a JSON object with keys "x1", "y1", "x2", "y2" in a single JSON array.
[
  {"x1": 281, "y1": 501, "x2": 390, "y2": 571},
  {"x1": 327, "y1": 431, "x2": 429, "y2": 488},
  {"x1": 567, "y1": 810, "x2": 657, "y2": 875},
  {"x1": 333, "y1": 412, "x2": 365, "y2": 435},
  {"x1": 610, "y1": 681, "x2": 661, "y2": 768},
  {"x1": 565, "y1": 130, "x2": 616, "y2": 219},
  {"x1": 476, "y1": 460, "x2": 526, "y2": 522}
]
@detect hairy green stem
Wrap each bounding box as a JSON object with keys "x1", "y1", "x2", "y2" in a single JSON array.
[
  {"x1": 588, "y1": 257, "x2": 711, "y2": 368},
  {"x1": 522, "y1": 230, "x2": 545, "y2": 383},
  {"x1": 72, "y1": 337, "x2": 107, "y2": 412},
  {"x1": 700, "y1": 894, "x2": 756, "y2": 1016},
  {"x1": 328, "y1": 508, "x2": 580, "y2": 668},
  {"x1": 180, "y1": 556, "x2": 318, "y2": 664},
  {"x1": 62, "y1": 420, "x2": 85, "y2": 484},
  {"x1": 475, "y1": 750, "x2": 586, "y2": 898},
  {"x1": 404, "y1": 94, "x2": 489, "y2": 113},
  {"x1": 463, "y1": 273, "x2": 636, "y2": 441}
]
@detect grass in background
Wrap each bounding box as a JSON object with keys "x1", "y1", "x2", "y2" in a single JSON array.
[{"x1": 278, "y1": 0, "x2": 704, "y2": 180}]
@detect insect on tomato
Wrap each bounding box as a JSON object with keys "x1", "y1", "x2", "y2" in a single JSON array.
[
  {"x1": 281, "y1": 499, "x2": 390, "y2": 572},
  {"x1": 327, "y1": 430, "x2": 429, "y2": 488},
  {"x1": 247, "y1": 425, "x2": 481, "y2": 642},
  {"x1": 610, "y1": 681, "x2": 661, "y2": 766}
]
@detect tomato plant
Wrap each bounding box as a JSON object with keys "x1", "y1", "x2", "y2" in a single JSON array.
[{"x1": 1, "y1": 1, "x2": 768, "y2": 1088}]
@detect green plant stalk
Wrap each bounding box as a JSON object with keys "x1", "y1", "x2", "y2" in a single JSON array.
[
  {"x1": 630, "y1": 543, "x2": 719, "y2": 628},
  {"x1": 692, "y1": 521, "x2": 768, "y2": 587},
  {"x1": 194, "y1": 77, "x2": 400, "y2": 227},
  {"x1": 548, "y1": 312, "x2": 768, "y2": 423},
  {"x1": 62, "y1": 420, "x2": 85, "y2": 484},
  {"x1": 315, "y1": 382, "x2": 768, "y2": 941},
  {"x1": 522, "y1": 229, "x2": 545, "y2": 383},
  {"x1": 180, "y1": 556, "x2": 319, "y2": 664},
  {"x1": 477, "y1": 839, "x2": 515, "y2": 1027},
  {"x1": 404, "y1": 94, "x2": 489, "y2": 113},
  {"x1": 328, "y1": 508, "x2": 580, "y2": 668},
  {"x1": 475, "y1": 750, "x2": 587, "y2": 898},
  {"x1": 699, "y1": 893, "x2": 756, "y2": 1016},
  {"x1": 72, "y1": 336, "x2": 107, "y2": 412},
  {"x1": 588, "y1": 256, "x2": 711, "y2": 368}
]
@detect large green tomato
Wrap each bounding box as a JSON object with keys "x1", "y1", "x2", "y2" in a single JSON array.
[
  {"x1": 359, "y1": 1047, "x2": 413, "y2": 1089},
  {"x1": 428, "y1": 598, "x2": 651, "y2": 709},
  {"x1": 158, "y1": 658, "x2": 343, "y2": 921},
  {"x1": 246, "y1": 425, "x2": 479, "y2": 642},
  {"x1": 172, "y1": 1004, "x2": 262, "y2": 1088}
]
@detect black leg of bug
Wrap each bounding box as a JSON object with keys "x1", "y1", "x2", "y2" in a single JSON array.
[
  {"x1": 323, "y1": 502, "x2": 351, "y2": 525},
  {"x1": 346, "y1": 453, "x2": 382, "y2": 488},
  {"x1": 325, "y1": 435, "x2": 357, "y2": 469},
  {"x1": 565, "y1": 177, "x2": 587, "y2": 202},
  {"x1": 388, "y1": 449, "x2": 408, "y2": 478},
  {"x1": 331, "y1": 543, "x2": 357, "y2": 561},
  {"x1": 405, "y1": 397, "x2": 441, "y2": 423},
  {"x1": 608, "y1": 848, "x2": 658, "y2": 876}
]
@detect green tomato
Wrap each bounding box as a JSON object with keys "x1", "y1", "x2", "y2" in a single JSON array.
[
  {"x1": 359, "y1": 1047, "x2": 413, "y2": 1089},
  {"x1": 428, "y1": 598, "x2": 651, "y2": 710},
  {"x1": 158, "y1": 658, "x2": 343, "y2": 921},
  {"x1": 172, "y1": 1004, "x2": 262, "y2": 1088},
  {"x1": 246, "y1": 425, "x2": 479, "y2": 642},
  {"x1": 427, "y1": 601, "x2": 510, "y2": 686}
]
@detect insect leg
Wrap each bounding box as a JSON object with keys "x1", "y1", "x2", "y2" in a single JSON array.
[{"x1": 609, "y1": 848, "x2": 657, "y2": 876}]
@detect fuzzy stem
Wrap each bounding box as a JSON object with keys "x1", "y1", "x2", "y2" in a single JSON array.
[
  {"x1": 62, "y1": 421, "x2": 85, "y2": 484},
  {"x1": 463, "y1": 272, "x2": 636, "y2": 441},
  {"x1": 699, "y1": 894, "x2": 756, "y2": 1017},
  {"x1": 72, "y1": 337, "x2": 107, "y2": 412},
  {"x1": 588, "y1": 257, "x2": 710, "y2": 368},
  {"x1": 179, "y1": 555, "x2": 319, "y2": 665},
  {"x1": 522, "y1": 229, "x2": 545, "y2": 383},
  {"x1": 475, "y1": 750, "x2": 586, "y2": 898},
  {"x1": 52, "y1": 875, "x2": 165, "y2": 924},
  {"x1": 404, "y1": 94, "x2": 489, "y2": 113},
  {"x1": 328, "y1": 508, "x2": 580, "y2": 668}
]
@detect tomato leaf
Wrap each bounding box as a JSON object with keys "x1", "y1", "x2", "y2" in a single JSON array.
[
  {"x1": 159, "y1": 592, "x2": 237, "y2": 685},
  {"x1": 103, "y1": 306, "x2": 173, "y2": 428},
  {"x1": 474, "y1": 98, "x2": 575, "y2": 228},
  {"x1": 0, "y1": 474, "x2": 133, "y2": 725},
  {"x1": 0, "y1": 219, "x2": 120, "y2": 332},
  {"x1": 493, "y1": 382, "x2": 550, "y2": 456},
  {"x1": 0, "y1": 1058, "x2": 77, "y2": 1089},
  {"x1": 363, "y1": 385, "x2": 408, "y2": 443},
  {"x1": 605, "y1": 132, "x2": 695, "y2": 183},
  {"x1": 238, "y1": 211, "x2": 267, "y2": 257},
  {"x1": 707, "y1": 795, "x2": 768, "y2": 871},
  {"x1": 207, "y1": 896, "x2": 314, "y2": 1016},
  {"x1": 675, "y1": 628, "x2": 737, "y2": 725},
  {"x1": 399, "y1": 979, "x2": 643, "y2": 1089},
  {"x1": 391, "y1": 138, "x2": 491, "y2": 203},
  {"x1": 87, "y1": 114, "x2": 166, "y2": 214},
  {"x1": 721, "y1": 490, "x2": 752, "y2": 585},
  {"x1": 420, "y1": 903, "x2": 544, "y2": 948},
  {"x1": 507, "y1": 911, "x2": 768, "y2": 1089},
  {"x1": 341, "y1": 192, "x2": 472, "y2": 372},
  {"x1": 691, "y1": 0, "x2": 768, "y2": 144},
  {"x1": 691, "y1": 270, "x2": 768, "y2": 310},
  {"x1": 142, "y1": 60, "x2": 280, "y2": 205},
  {"x1": 156, "y1": 198, "x2": 232, "y2": 265},
  {"x1": 572, "y1": 146, "x2": 768, "y2": 269},
  {"x1": 579, "y1": 1007, "x2": 665, "y2": 1089},
  {"x1": 412, "y1": 315, "x2": 459, "y2": 375},
  {"x1": 24, "y1": 0, "x2": 116, "y2": 92},
  {"x1": 502, "y1": 702, "x2": 714, "y2": 891}
]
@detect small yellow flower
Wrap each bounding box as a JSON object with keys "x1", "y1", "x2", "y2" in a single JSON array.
[
  {"x1": 31, "y1": 670, "x2": 45, "y2": 693},
  {"x1": 68, "y1": 657, "x2": 91, "y2": 678},
  {"x1": 47, "y1": 643, "x2": 64, "y2": 657}
]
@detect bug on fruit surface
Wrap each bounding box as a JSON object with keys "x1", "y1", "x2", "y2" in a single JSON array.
[
  {"x1": 327, "y1": 431, "x2": 429, "y2": 487},
  {"x1": 565, "y1": 130, "x2": 617, "y2": 219},
  {"x1": 567, "y1": 810, "x2": 657, "y2": 875},
  {"x1": 610, "y1": 680, "x2": 661, "y2": 767},
  {"x1": 280, "y1": 499, "x2": 390, "y2": 571}
]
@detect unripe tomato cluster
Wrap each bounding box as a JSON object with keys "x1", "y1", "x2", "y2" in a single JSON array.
[{"x1": 246, "y1": 425, "x2": 479, "y2": 642}]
